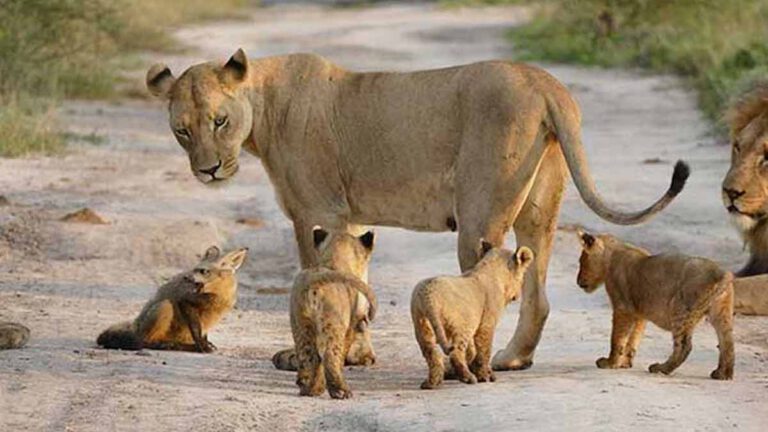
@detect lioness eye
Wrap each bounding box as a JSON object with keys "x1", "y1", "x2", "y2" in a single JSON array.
[
  {"x1": 175, "y1": 128, "x2": 190, "y2": 138},
  {"x1": 214, "y1": 116, "x2": 228, "y2": 128}
]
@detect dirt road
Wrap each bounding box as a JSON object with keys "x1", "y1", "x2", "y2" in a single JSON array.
[{"x1": 1, "y1": 3, "x2": 766, "y2": 431}]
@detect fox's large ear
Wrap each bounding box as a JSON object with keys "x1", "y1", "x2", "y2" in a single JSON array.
[
  {"x1": 513, "y1": 246, "x2": 534, "y2": 268},
  {"x1": 146, "y1": 63, "x2": 175, "y2": 99},
  {"x1": 221, "y1": 48, "x2": 248, "y2": 83},
  {"x1": 313, "y1": 227, "x2": 329, "y2": 249},
  {"x1": 202, "y1": 245, "x2": 221, "y2": 261},
  {"x1": 578, "y1": 230, "x2": 596, "y2": 249},
  {"x1": 222, "y1": 248, "x2": 248, "y2": 271},
  {"x1": 358, "y1": 231, "x2": 375, "y2": 251}
]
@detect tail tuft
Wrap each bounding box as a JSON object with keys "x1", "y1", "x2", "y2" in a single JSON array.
[
  {"x1": 97, "y1": 327, "x2": 142, "y2": 350},
  {"x1": 669, "y1": 160, "x2": 690, "y2": 197}
]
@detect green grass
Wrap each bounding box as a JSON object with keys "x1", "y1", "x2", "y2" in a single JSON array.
[
  {"x1": 0, "y1": 0, "x2": 253, "y2": 157},
  {"x1": 507, "y1": 0, "x2": 768, "y2": 132}
]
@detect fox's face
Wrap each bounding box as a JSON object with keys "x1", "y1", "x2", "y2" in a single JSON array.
[{"x1": 187, "y1": 246, "x2": 248, "y2": 293}]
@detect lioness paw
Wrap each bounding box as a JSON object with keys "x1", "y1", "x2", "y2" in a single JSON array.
[{"x1": 710, "y1": 368, "x2": 734, "y2": 381}]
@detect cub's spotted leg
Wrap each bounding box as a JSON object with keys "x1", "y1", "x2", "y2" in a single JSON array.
[
  {"x1": 709, "y1": 287, "x2": 735, "y2": 380},
  {"x1": 324, "y1": 330, "x2": 352, "y2": 399},
  {"x1": 448, "y1": 338, "x2": 477, "y2": 385},
  {"x1": 597, "y1": 311, "x2": 635, "y2": 369},
  {"x1": 649, "y1": 329, "x2": 693, "y2": 375},
  {"x1": 295, "y1": 328, "x2": 324, "y2": 396},
  {"x1": 415, "y1": 318, "x2": 444, "y2": 390},
  {"x1": 622, "y1": 319, "x2": 646, "y2": 368},
  {"x1": 470, "y1": 326, "x2": 496, "y2": 383}
]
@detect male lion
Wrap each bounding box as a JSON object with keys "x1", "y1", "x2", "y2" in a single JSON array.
[
  {"x1": 147, "y1": 49, "x2": 689, "y2": 370},
  {"x1": 412, "y1": 241, "x2": 533, "y2": 389},
  {"x1": 576, "y1": 231, "x2": 734, "y2": 380},
  {"x1": 291, "y1": 228, "x2": 376, "y2": 399},
  {"x1": 722, "y1": 82, "x2": 768, "y2": 277}
]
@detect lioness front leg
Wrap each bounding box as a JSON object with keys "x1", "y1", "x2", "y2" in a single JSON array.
[
  {"x1": 597, "y1": 311, "x2": 635, "y2": 369},
  {"x1": 649, "y1": 329, "x2": 693, "y2": 376}
]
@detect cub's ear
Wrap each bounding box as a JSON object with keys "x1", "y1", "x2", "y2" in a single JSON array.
[
  {"x1": 146, "y1": 63, "x2": 175, "y2": 99},
  {"x1": 222, "y1": 247, "x2": 248, "y2": 271},
  {"x1": 358, "y1": 231, "x2": 375, "y2": 251},
  {"x1": 578, "y1": 230, "x2": 596, "y2": 249},
  {"x1": 479, "y1": 239, "x2": 493, "y2": 258},
  {"x1": 221, "y1": 48, "x2": 249, "y2": 83},
  {"x1": 313, "y1": 227, "x2": 329, "y2": 249},
  {"x1": 202, "y1": 245, "x2": 221, "y2": 261},
  {"x1": 514, "y1": 246, "x2": 534, "y2": 268}
]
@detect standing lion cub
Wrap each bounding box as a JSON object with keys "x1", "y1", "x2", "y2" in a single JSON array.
[
  {"x1": 291, "y1": 228, "x2": 377, "y2": 399},
  {"x1": 411, "y1": 242, "x2": 533, "y2": 389},
  {"x1": 576, "y1": 231, "x2": 734, "y2": 380}
]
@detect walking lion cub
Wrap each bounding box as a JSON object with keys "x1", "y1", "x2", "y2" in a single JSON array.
[
  {"x1": 97, "y1": 246, "x2": 247, "y2": 352},
  {"x1": 411, "y1": 242, "x2": 534, "y2": 389},
  {"x1": 291, "y1": 228, "x2": 377, "y2": 399},
  {"x1": 576, "y1": 231, "x2": 734, "y2": 380}
]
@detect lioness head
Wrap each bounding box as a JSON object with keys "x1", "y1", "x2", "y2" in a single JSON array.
[
  {"x1": 576, "y1": 230, "x2": 608, "y2": 293},
  {"x1": 721, "y1": 83, "x2": 768, "y2": 233},
  {"x1": 313, "y1": 228, "x2": 375, "y2": 282},
  {"x1": 146, "y1": 49, "x2": 256, "y2": 185}
]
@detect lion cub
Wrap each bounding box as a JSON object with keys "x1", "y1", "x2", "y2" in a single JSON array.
[
  {"x1": 411, "y1": 241, "x2": 534, "y2": 389},
  {"x1": 576, "y1": 231, "x2": 734, "y2": 380},
  {"x1": 291, "y1": 228, "x2": 377, "y2": 400},
  {"x1": 97, "y1": 246, "x2": 247, "y2": 352}
]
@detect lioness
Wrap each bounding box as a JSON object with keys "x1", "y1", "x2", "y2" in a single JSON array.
[
  {"x1": 412, "y1": 242, "x2": 533, "y2": 389},
  {"x1": 722, "y1": 82, "x2": 768, "y2": 277},
  {"x1": 291, "y1": 228, "x2": 377, "y2": 399},
  {"x1": 147, "y1": 49, "x2": 688, "y2": 370},
  {"x1": 576, "y1": 231, "x2": 734, "y2": 380}
]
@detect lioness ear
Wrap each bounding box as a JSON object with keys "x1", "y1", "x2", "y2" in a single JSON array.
[
  {"x1": 579, "y1": 231, "x2": 596, "y2": 249},
  {"x1": 146, "y1": 63, "x2": 175, "y2": 99},
  {"x1": 202, "y1": 245, "x2": 221, "y2": 261},
  {"x1": 358, "y1": 231, "x2": 375, "y2": 251},
  {"x1": 222, "y1": 48, "x2": 248, "y2": 83},
  {"x1": 222, "y1": 247, "x2": 248, "y2": 271},
  {"x1": 479, "y1": 239, "x2": 493, "y2": 258},
  {"x1": 514, "y1": 246, "x2": 534, "y2": 267},
  {"x1": 313, "y1": 227, "x2": 329, "y2": 249}
]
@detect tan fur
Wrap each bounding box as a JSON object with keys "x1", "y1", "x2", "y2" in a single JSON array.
[
  {"x1": 577, "y1": 231, "x2": 735, "y2": 380},
  {"x1": 411, "y1": 243, "x2": 533, "y2": 389},
  {"x1": 290, "y1": 230, "x2": 376, "y2": 399},
  {"x1": 0, "y1": 322, "x2": 30, "y2": 350},
  {"x1": 733, "y1": 274, "x2": 768, "y2": 315},
  {"x1": 148, "y1": 49, "x2": 687, "y2": 370},
  {"x1": 97, "y1": 247, "x2": 247, "y2": 352},
  {"x1": 722, "y1": 82, "x2": 768, "y2": 277}
]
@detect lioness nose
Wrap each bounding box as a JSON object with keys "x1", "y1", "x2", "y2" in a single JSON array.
[
  {"x1": 198, "y1": 160, "x2": 222, "y2": 177},
  {"x1": 723, "y1": 187, "x2": 745, "y2": 202}
]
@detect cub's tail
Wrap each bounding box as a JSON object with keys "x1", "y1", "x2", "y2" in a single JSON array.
[
  {"x1": 424, "y1": 306, "x2": 452, "y2": 355},
  {"x1": 97, "y1": 321, "x2": 142, "y2": 350}
]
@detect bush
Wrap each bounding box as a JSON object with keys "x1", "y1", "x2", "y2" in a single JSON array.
[{"x1": 508, "y1": 0, "x2": 768, "y2": 131}]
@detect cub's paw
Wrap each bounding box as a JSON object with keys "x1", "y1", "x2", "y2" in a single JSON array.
[
  {"x1": 475, "y1": 370, "x2": 496, "y2": 383},
  {"x1": 299, "y1": 385, "x2": 324, "y2": 397},
  {"x1": 459, "y1": 373, "x2": 478, "y2": 385},
  {"x1": 420, "y1": 379, "x2": 442, "y2": 390},
  {"x1": 328, "y1": 387, "x2": 353, "y2": 400},
  {"x1": 648, "y1": 363, "x2": 671, "y2": 375},
  {"x1": 710, "y1": 368, "x2": 733, "y2": 381},
  {"x1": 596, "y1": 357, "x2": 630, "y2": 369}
]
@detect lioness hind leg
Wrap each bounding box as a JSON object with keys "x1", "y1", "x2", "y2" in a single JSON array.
[
  {"x1": 649, "y1": 328, "x2": 693, "y2": 376},
  {"x1": 709, "y1": 286, "x2": 735, "y2": 380},
  {"x1": 415, "y1": 318, "x2": 445, "y2": 390},
  {"x1": 492, "y1": 144, "x2": 566, "y2": 371},
  {"x1": 448, "y1": 338, "x2": 477, "y2": 385}
]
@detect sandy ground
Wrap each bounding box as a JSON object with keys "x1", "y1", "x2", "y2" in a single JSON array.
[{"x1": 1, "y1": 2, "x2": 766, "y2": 431}]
